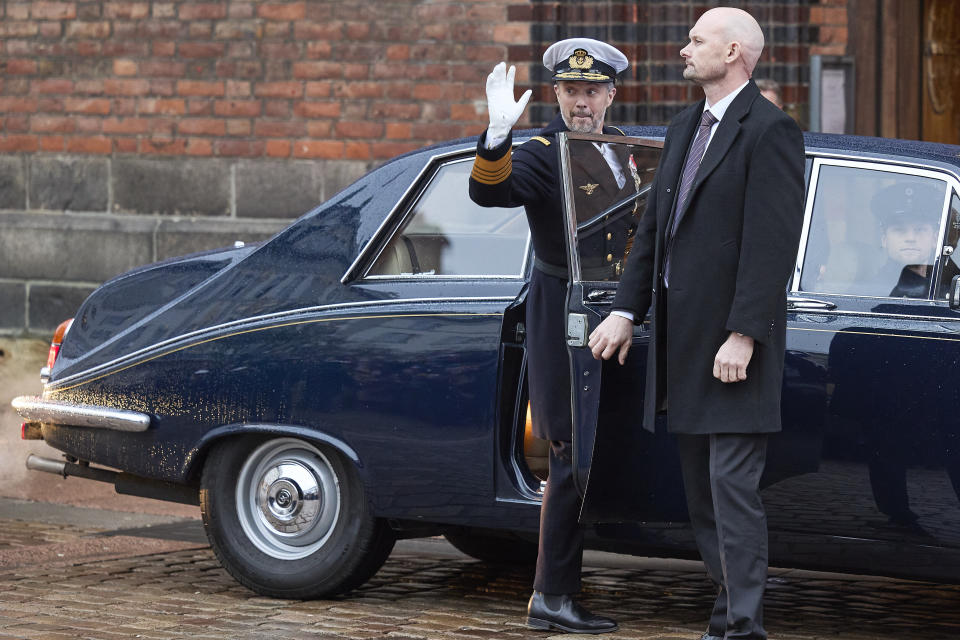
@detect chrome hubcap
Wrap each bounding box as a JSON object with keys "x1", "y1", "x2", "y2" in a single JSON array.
[
  {"x1": 236, "y1": 439, "x2": 341, "y2": 560},
  {"x1": 257, "y1": 462, "x2": 322, "y2": 533}
]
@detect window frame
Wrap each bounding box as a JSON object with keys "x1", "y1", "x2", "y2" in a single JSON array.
[
  {"x1": 558, "y1": 132, "x2": 665, "y2": 285},
  {"x1": 792, "y1": 154, "x2": 960, "y2": 301},
  {"x1": 354, "y1": 151, "x2": 532, "y2": 283}
]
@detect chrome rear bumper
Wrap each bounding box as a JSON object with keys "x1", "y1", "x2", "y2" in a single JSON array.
[{"x1": 12, "y1": 396, "x2": 151, "y2": 432}]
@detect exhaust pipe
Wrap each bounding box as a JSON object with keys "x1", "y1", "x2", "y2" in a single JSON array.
[
  {"x1": 25, "y1": 454, "x2": 199, "y2": 506},
  {"x1": 25, "y1": 454, "x2": 67, "y2": 476},
  {"x1": 26, "y1": 454, "x2": 118, "y2": 483}
]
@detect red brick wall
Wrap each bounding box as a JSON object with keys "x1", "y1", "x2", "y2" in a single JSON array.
[
  {"x1": 0, "y1": 1, "x2": 527, "y2": 162},
  {"x1": 810, "y1": 0, "x2": 849, "y2": 56},
  {"x1": 0, "y1": 1, "x2": 853, "y2": 164}
]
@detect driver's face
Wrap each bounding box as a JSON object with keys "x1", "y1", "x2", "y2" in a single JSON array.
[{"x1": 882, "y1": 220, "x2": 937, "y2": 265}]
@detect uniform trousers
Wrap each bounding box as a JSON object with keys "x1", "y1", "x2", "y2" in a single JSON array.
[
  {"x1": 526, "y1": 266, "x2": 584, "y2": 594},
  {"x1": 676, "y1": 432, "x2": 769, "y2": 640},
  {"x1": 533, "y1": 439, "x2": 584, "y2": 594}
]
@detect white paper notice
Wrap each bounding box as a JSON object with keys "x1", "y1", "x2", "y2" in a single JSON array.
[{"x1": 821, "y1": 68, "x2": 847, "y2": 134}]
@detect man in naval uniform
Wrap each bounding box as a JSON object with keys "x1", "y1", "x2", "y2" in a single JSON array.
[{"x1": 468, "y1": 38, "x2": 631, "y2": 634}]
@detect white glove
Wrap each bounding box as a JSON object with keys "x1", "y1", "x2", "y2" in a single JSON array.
[{"x1": 485, "y1": 62, "x2": 532, "y2": 148}]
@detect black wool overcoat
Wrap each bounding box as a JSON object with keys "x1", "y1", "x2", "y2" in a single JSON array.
[{"x1": 612, "y1": 81, "x2": 806, "y2": 435}]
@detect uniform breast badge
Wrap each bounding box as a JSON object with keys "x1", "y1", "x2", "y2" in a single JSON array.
[{"x1": 579, "y1": 183, "x2": 599, "y2": 195}]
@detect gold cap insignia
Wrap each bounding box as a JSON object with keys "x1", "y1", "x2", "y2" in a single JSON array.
[
  {"x1": 569, "y1": 49, "x2": 594, "y2": 70},
  {"x1": 579, "y1": 183, "x2": 599, "y2": 196}
]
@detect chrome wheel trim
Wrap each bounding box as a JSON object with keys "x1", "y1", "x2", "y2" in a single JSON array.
[{"x1": 235, "y1": 438, "x2": 342, "y2": 560}]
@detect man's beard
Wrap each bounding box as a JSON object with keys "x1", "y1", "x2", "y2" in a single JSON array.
[
  {"x1": 683, "y1": 60, "x2": 723, "y2": 84},
  {"x1": 563, "y1": 110, "x2": 604, "y2": 134}
]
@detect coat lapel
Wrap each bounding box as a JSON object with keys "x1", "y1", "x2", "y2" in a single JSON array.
[
  {"x1": 692, "y1": 81, "x2": 759, "y2": 192},
  {"x1": 657, "y1": 102, "x2": 703, "y2": 226},
  {"x1": 574, "y1": 125, "x2": 629, "y2": 200}
]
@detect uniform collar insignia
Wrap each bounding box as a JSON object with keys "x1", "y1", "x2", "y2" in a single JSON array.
[{"x1": 579, "y1": 183, "x2": 599, "y2": 195}]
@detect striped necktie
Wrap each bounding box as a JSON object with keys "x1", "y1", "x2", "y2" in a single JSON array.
[
  {"x1": 671, "y1": 109, "x2": 718, "y2": 236},
  {"x1": 664, "y1": 109, "x2": 717, "y2": 287}
]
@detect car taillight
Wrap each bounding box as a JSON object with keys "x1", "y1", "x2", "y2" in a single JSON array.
[
  {"x1": 21, "y1": 422, "x2": 42, "y2": 440},
  {"x1": 44, "y1": 318, "x2": 74, "y2": 373}
]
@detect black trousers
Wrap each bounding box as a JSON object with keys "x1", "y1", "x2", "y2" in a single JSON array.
[
  {"x1": 533, "y1": 439, "x2": 583, "y2": 594},
  {"x1": 677, "y1": 432, "x2": 769, "y2": 640}
]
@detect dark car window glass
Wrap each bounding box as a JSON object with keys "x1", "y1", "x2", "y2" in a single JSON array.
[
  {"x1": 935, "y1": 191, "x2": 960, "y2": 300},
  {"x1": 799, "y1": 164, "x2": 947, "y2": 298},
  {"x1": 565, "y1": 137, "x2": 661, "y2": 282},
  {"x1": 367, "y1": 160, "x2": 527, "y2": 277}
]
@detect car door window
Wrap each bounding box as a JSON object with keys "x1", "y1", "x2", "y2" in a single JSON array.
[
  {"x1": 560, "y1": 134, "x2": 662, "y2": 282},
  {"x1": 367, "y1": 159, "x2": 528, "y2": 278},
  {"x1": 934, "y1": 191, "x2": 960, "y2": 300},
  {"x1": 798, "y1": 163, "x2": 949, "y2": 299}
]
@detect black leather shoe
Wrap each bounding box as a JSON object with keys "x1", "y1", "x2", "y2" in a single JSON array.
[{"x1": 526, "y1": 591, "x2": 618, "y2": 634}]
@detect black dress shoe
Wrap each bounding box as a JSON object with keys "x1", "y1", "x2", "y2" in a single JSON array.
[{"x1": 526, "y1": 591, "x2": 618, "y2": 634}]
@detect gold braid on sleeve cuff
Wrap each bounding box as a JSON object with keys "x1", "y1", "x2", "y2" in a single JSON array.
[{"x1": 470, "y1": 151, "x2": 512, "y2": 185}]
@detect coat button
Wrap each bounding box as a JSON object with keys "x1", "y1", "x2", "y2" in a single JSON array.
[
  {"x1": 606, "y1": 254, "x2": 613, "y2": 262},
  {"x1": 606, "y1": 232, "x2": 612, "y2": 240},
  {"x1": 666, "y1": 188, "x2": 671, "y2": 193}
]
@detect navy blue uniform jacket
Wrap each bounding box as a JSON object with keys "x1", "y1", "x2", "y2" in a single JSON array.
[{"x1": 468, "y1": 114, "x2": 626, "y2": 441}]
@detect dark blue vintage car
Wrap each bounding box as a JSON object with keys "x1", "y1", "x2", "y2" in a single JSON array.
[{"x1": 13, "y1": 128, "x2": 960, "y2": 598}]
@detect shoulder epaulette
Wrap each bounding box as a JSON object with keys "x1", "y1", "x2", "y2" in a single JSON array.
[{"x1": 530, "y1": 136, "x2": 551, "y2": 146}]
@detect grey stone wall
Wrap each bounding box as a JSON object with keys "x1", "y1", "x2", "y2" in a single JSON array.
[{"x1": 0, "y1": 154, "x2": 369, "y2": 337}]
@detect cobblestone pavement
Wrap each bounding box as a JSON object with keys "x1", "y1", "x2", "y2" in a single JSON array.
[{"x1": 1, "y1": 499, "x2": 959, "y2": 640}]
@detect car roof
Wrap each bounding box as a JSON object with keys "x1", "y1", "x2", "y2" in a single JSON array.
[
  {"x1": 800, "y1": 131, "x2": 960, "y2": 169},
  {"x1": 386, "y1": 125, "x2": 960, "y2": 174}
]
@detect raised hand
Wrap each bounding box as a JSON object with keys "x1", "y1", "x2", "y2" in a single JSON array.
[{"x1": 485, "y1": 62, "x2": 533, "y2": 142}]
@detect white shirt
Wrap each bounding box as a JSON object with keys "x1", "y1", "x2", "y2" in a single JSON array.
[
  {"x1": 610, "y1": 80, "x2": 750, "y2": 323},
  {"x1": 594, "y1": 142, "x2": 626, "y2": 189},
  {"x1": 701, "y1": 79, "x2": 749, "y2": 150}
]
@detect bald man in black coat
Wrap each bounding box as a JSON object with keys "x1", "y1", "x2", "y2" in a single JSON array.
[{"x1": 589, "y1": 8, "x2": 805, "y2": 640}]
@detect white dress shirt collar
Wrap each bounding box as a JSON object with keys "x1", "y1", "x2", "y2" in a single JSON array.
[{"x1": 703, "y1": 80, "x2": 750, "y2": 123}]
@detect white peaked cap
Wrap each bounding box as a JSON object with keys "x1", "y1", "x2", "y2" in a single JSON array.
[{"x1": 543, "y1": 38, "x2": 628, "y2": 82}]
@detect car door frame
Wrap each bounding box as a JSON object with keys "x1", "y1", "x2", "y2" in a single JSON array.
[{"x1": 558, "y1": 132, "x2": 676, "y2": 523}]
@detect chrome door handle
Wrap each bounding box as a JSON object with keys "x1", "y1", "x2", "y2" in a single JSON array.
[
  {"x1": 586, "y1": 289, "x2": 616, "y2": 303},
  {"x1": 787, "y1": 296, "x2": 837, "y2": 311}
]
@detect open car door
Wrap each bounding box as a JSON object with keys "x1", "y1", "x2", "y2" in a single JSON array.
[{"x1": 559, "y1": 132, "x2": 687, "y2": 523}]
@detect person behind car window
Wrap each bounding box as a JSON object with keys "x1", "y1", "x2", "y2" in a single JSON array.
[
  {"x1": 864, "y1": 182, "x2": 942, "y2": 298},
  {"x1": 467, "y1": 38, "x2": 628, "y2": 634}
]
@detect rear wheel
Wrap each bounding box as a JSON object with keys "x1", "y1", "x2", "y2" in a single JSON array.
[{"x1": 200, "y1": 436, "x2": 394, "y2": 598}]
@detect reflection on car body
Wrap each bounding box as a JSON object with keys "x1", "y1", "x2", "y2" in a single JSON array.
[{"x1": 12, "y1": 128, "x2": 960, "y2": 598}]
